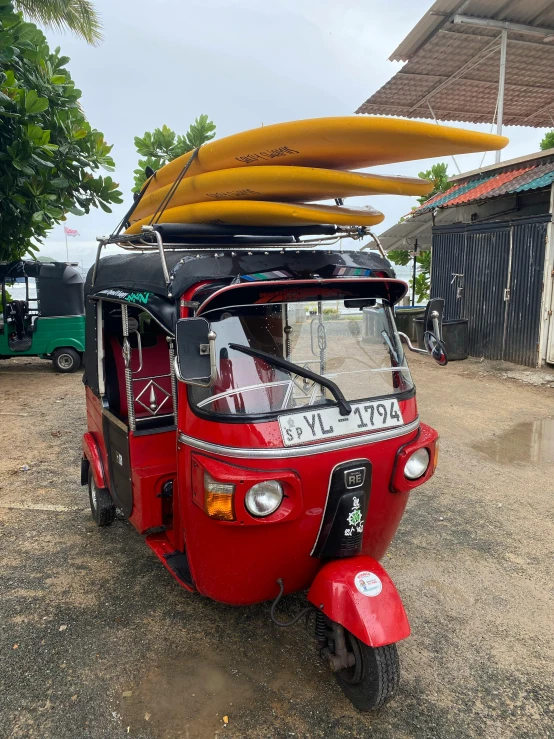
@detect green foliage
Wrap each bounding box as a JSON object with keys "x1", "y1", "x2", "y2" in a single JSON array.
[
  {"x1": 540, "y1": 130, "x2": 554, "y2": 151},
  {"x1": 387, "y1": 249, "x2": 411, "y2": 267},
  {"x1": 416, "y1": 162, "x2": 450, "y2": 204},
  {"x1": 0, "y1": 286, "x2": 13, "y2": 311},
  {"x1": 13, "y1": 0, "x2": 102, "y2": 45},
  {"x1": 414, "y1": 272, "x2": 430, "y2": 303},
  {"x1": 0, "y1": 3, "x2": 122, "y2": 261},
  {"x1": 386, "y1": 165, "x2": 450, "y2": 302},
  {"x1": 387, "y1": 249, "x2": 432, "y2": 302},
  {"x1": 133, "y1": 115, "x2": 216, "y2": 192}
]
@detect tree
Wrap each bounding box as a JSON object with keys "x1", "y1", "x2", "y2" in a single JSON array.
[
  {"x1": 540, "y1": 130, "x2": 554, "y2": 151},
  {"x1": 386, "y1": 164, "x2": 450, "y2": 302},
  {"x1": 0, "y1": 3, "x2": 122, "y2": 262},
  {"x1": 133, "y1": 115, "x2": 216, "y2": 192},
  {"x1": 416, "y1": 162, "x2": 450, "y2": 204},
  {"x1": 13, "y1": 0, "x2": 102, "y2": 45}
]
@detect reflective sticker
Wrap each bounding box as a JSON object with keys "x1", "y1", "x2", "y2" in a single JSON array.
[{"x1": 354, "y1": 571, "x2": 382, "y2": 597}]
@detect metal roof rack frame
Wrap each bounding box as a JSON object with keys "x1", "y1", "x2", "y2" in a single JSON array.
[{"x1": 92, "y1": 224, "x2": 386, "y2": 289}]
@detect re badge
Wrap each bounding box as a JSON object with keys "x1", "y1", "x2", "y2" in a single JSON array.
[{"x1": 344, "y1": 467, "x2": 365, "y2": 489}]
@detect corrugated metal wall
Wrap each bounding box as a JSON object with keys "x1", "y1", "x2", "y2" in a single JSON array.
[
  {"x1": 464, "y1": 227, "x2": 510, "y2": 360},
  {"x1": 431, "y1": 216, "x2": 549, "y2": 366},
  {"x1": 430, "y1": 230, "x2": 466, "y2": 321},
  {"x1": 504, "y1": 220, "x2": 548, "y2": 365}
]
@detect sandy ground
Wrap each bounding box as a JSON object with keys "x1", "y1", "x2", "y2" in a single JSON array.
[{"x1": 0, "y1": 354, "x2": 553, "y2": 739}]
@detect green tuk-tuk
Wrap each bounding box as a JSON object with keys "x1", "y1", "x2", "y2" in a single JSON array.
[{"x1": 0, "y1": 260, "x2": 85, "y2": 373}]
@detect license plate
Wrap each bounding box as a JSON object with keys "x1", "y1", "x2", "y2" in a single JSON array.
[{"x1": 279, "y1": 399, "x2": 404, "y2": 447}]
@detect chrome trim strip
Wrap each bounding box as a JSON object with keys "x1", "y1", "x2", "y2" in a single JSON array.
[{"x1": 178, "y1": 418, "x2": 419, "y2": 459}]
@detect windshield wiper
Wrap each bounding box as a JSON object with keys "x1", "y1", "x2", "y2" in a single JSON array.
[{"x1": 229, "y1": 343, "x2": 352, "y2": 416}]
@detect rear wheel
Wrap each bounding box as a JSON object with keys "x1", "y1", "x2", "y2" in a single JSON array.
[
  {"x1": 52, "y1": 347, "x2": 81, "y2": 373},
  {"x1": 88, "y1": 470, "x2": 115, "y2": 527},
  {"x1": 334, "y1": 630, "x2": 400, "y2": 711}
]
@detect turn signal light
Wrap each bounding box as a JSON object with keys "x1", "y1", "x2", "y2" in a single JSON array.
[{"x1": 204, "y1": 472, "x2": 235, "y2": 521}]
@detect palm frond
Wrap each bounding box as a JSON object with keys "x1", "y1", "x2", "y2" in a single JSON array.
[{"x1": 14, "y1": 0, "x2": 103, "y2": 45}]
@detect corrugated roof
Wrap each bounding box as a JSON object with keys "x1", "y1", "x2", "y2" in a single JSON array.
[
  {"x1": 391, "y1": 0, "x2": 554, "y2": 62},
  {"x1": 416, "y1": 156, "x2": 554, "y2": 213},
  {"x1": 357, "y1": 0, "x2": 554, "y2": 127}
]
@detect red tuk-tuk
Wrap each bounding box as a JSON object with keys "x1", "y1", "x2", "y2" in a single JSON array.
[{"x1": 81, "y1": 223, "x2": 446, "y2": 710}]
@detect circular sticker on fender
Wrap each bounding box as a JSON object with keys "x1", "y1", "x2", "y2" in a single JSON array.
[{"x1": 354, "y1": 571, "x2": 382, "y2": 597}]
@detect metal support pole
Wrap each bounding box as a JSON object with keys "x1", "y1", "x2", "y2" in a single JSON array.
[
  {"x1": 167, "y1": 337, "x2": 178, "y2": 422},
  {"x1": 284, "y1": 304, "x2": 292, "y2": 361},
  {"x1": 412, "y1": 240, "x2": 418, "y2": 307},
  {"x1": 121, "y1": 303, "x2": 136, "y2": 432},
  {"x1": 496, "y1": 30, "x2": 508, "y2": 163}
]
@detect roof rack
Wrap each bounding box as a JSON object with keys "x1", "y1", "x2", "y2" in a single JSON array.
[{"x1": 93, "y1": 223, "x2": 387, "y2": 288}]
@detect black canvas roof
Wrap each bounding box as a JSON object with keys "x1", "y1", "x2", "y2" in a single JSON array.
[
  {"x1": 1, "y1": 260, "x2": 84, "y2": 317},
  {"x1": 85, "y1": 249, "x2": 396, "y2": 303}
]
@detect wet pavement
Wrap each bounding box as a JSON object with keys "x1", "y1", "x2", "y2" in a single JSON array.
[
  {"x1": 1, "y1": 355, "x2": 553, "y2": 738},
  {"x1": 476, "y1": 417, "x2": 554, "y2": 464}
]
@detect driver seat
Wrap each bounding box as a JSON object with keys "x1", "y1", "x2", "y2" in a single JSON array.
[{"x1": 7, "y1": 301, "x2": 32, "y2": 351}]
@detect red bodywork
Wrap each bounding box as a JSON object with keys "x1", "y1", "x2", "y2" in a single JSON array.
[{"x1": 83, "y1": 277, "x2": 439, "y2": 648}]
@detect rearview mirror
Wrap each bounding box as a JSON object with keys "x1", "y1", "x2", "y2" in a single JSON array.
[
  {"x1": 344, "y1": 298, "x2": 376, "y2": 309},
  {"x1": 174, "y1": 317, "x2": 217, "y2": 387}
]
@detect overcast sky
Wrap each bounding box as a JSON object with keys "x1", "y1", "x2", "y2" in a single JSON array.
[{"x1": 40, "y1": 0, "x2": 545, "y2": 267}]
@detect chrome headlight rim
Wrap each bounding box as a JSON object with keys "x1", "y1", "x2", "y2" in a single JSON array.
[
  {"x1": 404, "y1": 448, "x2": 430, "y2": 480},
  {"x1": 244, "y1": 480, "x2": 284, "y2": 518}
]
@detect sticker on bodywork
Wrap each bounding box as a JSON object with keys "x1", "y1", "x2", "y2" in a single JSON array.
[{"x1": 354, "y1": 571, "x2": 382, "y2": 597}]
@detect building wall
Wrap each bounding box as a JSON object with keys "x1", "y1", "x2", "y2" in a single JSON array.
[{"x1": 430, "y1": 215, "x2": 550, "y2": 367}]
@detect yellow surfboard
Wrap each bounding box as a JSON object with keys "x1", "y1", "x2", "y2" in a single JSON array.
[
  {"x1": 125, "y1": 201, "x2": 385, "y2": 234},
  {"x1": 142, "y1": 117, "x2": 508, "y2": 195},
  {"x1": 130, "y1": 166, "x2": 432, "y2": 225}
]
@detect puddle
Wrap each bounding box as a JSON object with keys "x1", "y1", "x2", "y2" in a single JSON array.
[
  {"x1": 117, "y1": 652, "x2": 254, "y2": 739},
  {"x1": 477, "y1": 418, "x2": 554, "y2": 464}
]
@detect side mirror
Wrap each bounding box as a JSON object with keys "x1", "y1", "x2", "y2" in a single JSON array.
[
  {"x1": 174, "y1": 317, "x2": 217, "y2": 387},
  {"x1": 423, "y1": 298, "x2": 444, "y2": 339},
  {"x1": 423, "y1": 298, "x2": 448, "y2": 366},
  {"x1": 397, "y1": 297, "x2": 448, "y2": 366}
]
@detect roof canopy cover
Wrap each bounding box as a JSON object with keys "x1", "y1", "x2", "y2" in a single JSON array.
[
  {"x1": 357, "y1": 0, "x2": 554, "y2": 128},
  {"x1": 0, "y1": 260, "x2": 84, "y2": 317}
]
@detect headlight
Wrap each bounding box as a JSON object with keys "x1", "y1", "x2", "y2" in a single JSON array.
[
  {"x1": 404, "y1": 448, "x2": 430, "y2": 480},
  {"x1": 245, "y1": 480, "x2": 283, "y2": 517}
]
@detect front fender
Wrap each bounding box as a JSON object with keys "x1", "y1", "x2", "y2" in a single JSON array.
[{"x1": 307, "y1": 556, "x2": 410, "y2": 647}]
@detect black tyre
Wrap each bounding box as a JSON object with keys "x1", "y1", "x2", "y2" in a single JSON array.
[
  {"x1": 52, "y1": 347, "x2": 81, "y2": 373},
  {"x1": 88, "y1": 470, "x2": 116, "y2": 527},
  {"x1": 335, "y1": 631, "x2": 400, "y2": 711}
]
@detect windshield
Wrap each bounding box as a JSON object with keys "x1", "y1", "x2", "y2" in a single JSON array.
[{"x1": 190, "y1": 299, "x2": 413, "y2": 417}]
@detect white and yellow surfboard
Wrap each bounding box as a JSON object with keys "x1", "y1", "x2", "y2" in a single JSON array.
[
  {"x1": 141, "y1": 117, "x2": 508, "y2": 195},
  {"x1": 126, "y1": 200, "x2": 385, "y2": 233},
  {"x1": 130, "y1": 166, "x2": 432, "y2": 224}
]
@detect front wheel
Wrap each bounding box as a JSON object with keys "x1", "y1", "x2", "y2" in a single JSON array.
[
  {"x1": 334, "y1": 630, "x2": 400, "y2": 711},
  {"x1": 52, "y1": 347, "x2": 81, "y2": 373}
]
